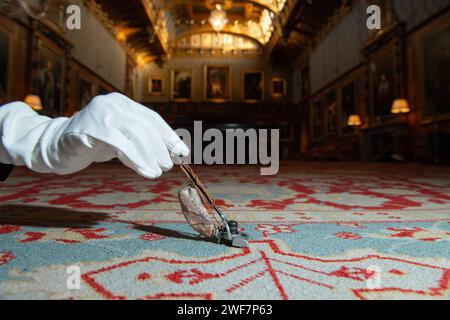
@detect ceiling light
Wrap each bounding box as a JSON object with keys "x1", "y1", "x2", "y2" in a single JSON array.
[{"x1": 208, "y1": 4, "x2": 228, "y2": 32}]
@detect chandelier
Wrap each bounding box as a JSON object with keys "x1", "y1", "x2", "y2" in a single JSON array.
[{"x1": 208, "y1": 4, "x2": 228, "y2": 32}]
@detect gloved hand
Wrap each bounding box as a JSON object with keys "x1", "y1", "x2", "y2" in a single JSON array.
[{"x1": 0, "y1": 92, "x2": 189, "y2": 178}]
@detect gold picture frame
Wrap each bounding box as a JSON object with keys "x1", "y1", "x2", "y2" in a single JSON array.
[
  {"x1": 35, "y1": 34, "x2": 67, "y2": 116},
  {"x1": 243, "y1": 70, "x2": 264, "y2": 102},
  {"x1": 170, "y1": 69, "x2": 193, "y2": 102},
  {"x1": 272, "y1": 77, "x2": 287, "y2": 98},
  {"x1": 148, "y1": 76, "x2": 163, "y2": 96},
  {"x1": 204, "y1": 65, "x2": 231, "y2": 102},
  {"x1": 368, "y1": 43, "x2": 398, "y2": 124}
]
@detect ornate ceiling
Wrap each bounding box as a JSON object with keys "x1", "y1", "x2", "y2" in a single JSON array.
[{"x1": 87, "y1": 0, "x2": 350, "y2": 63}]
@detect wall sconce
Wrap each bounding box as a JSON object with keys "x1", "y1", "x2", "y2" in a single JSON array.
[
  {"x1": 347, "y1": 114, "x2": 362, "y2": 127},
  {"x1": 391, "y1": 99, "x2": 410, "y2": 114},
  {"x1": 24, "y1": 94, "x2": 43, "y2": 111}
]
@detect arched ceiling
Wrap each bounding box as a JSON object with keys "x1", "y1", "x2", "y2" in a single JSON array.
[
  {"x1": 90, "y1": 0, "x2": 349, "y2": 63},
  {"x1": 168, "y1": 0, "x2": 286, "y2": 42}
]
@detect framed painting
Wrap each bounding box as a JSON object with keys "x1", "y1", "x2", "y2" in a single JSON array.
[
  {"x1": 77, "y1": 75, "x2": 93, "y2": 110},
  {"x1": 36, "y1": 40, "x2": 65, "y2": 116},
  {"x1": 311, "y1": 99, "x2": 324, "y2": 142},
  {"x1": 421, "y1": 21, "x2": 450, "y2": 119},
  {"x1": 171, "y1": 69, "x2": 193, "y2": 102},
  {"x1": 362, "y1": 19, "x2": 405, "y2": 126},
  {"x1": 148, "y1": 76, "x2": 163, "y2": 96},
  {"x1": 369, "y1": 44, "x2": 397, "y2": 123},
  {"x1": 0, "y1": 28, "x2": 9, "y2": 105},
  {"x1": 272, "y1": 77, "x2": 287, "y2": 98},
  {"x1": 243, "y1": 71, "x2": 264, "y2": 102},
  {"x1": 325, "y1": 90, "x2": 337, "y2": 136},
  {"x1": 204, "y1": 65, "x2": 230, "y2": 102},
  {"x1": 341, "y1": 81, "x2": 357, "y2": 135}
]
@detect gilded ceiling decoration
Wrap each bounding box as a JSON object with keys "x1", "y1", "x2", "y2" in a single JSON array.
[{"x1": 87, "y1": 0, "x2": 350, "y2": 63}]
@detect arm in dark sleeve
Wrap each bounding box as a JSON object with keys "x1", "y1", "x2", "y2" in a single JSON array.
[{"x1": 0, "y1": 163, "x2": 14, "y2": 181}]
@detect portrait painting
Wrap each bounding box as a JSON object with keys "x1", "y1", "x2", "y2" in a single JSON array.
[
  {"x1": 243, "y1": 71, "x2": 263, "y2": 102},
  {"x1": 171, "y1": 70, "x2": 193, "y2": 102},
  {"x1": 272, "y1": 78, "x2": 287, "y2": 97},
  {"x1": 0, "y1": 30, "x2": 9, "y2": 105},
  {"x1": 370, "y1": 46, "x2": 397, "y2": 122},
  {"x1": 423, "y1": 24, "x2": 450, "y2": 117},
  {"x1": 325, "y1": 90, "x2": 337, "y2": 136},
  {"x1": 311, "y1": 99, "x2": 324, "y2": 142},
  {"x1": 148, "y1": 77, "x2": 163, "y2": 96},
  {"x1": 341, "y1": 81, "x2": 357, "y2": 135},
  {"x1": 37, "y1": 43, "x2": 65, "y2": 116},
  {"x1": 204, "y1": 65, "x2": 230, "y2": 102}
]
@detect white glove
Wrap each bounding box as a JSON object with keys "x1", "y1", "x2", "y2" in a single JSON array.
[{"x1": 0, "y1": 92, "x2": 189, "y2": 178}]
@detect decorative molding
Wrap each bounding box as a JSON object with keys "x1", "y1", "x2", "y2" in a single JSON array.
[
  {"x1": 171, "y1": 32, "x2": 263, "y2": 57},
  {"x1": 140, "y1": 0, "x2": 169, "y2": 56}
]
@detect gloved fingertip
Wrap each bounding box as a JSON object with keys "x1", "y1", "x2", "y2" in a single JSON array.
[
  {"x1": 170, "y1": 140, "x2": 190, "y2": 157},
  {"x1": 154, "y1": 168, "x2": 163, "y2": 178},
  {"x1": 170, "y1": 153, "x2": 184, "y2": 165},
  {"x1": 161, "y1": 162, "x2": 174, "y2": 173},
  {"x1": 139, "y1": 169, "x2": 160, "y2": 179}
]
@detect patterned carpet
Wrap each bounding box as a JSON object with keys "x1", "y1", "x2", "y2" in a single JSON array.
[{"x1": 0, "y1": 162, "x2": 449, "y2": 300}]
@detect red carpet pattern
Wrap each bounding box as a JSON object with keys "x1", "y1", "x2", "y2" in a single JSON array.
[{"x1": 0, "y1": 162, "x2": 449, "y2": 299}]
